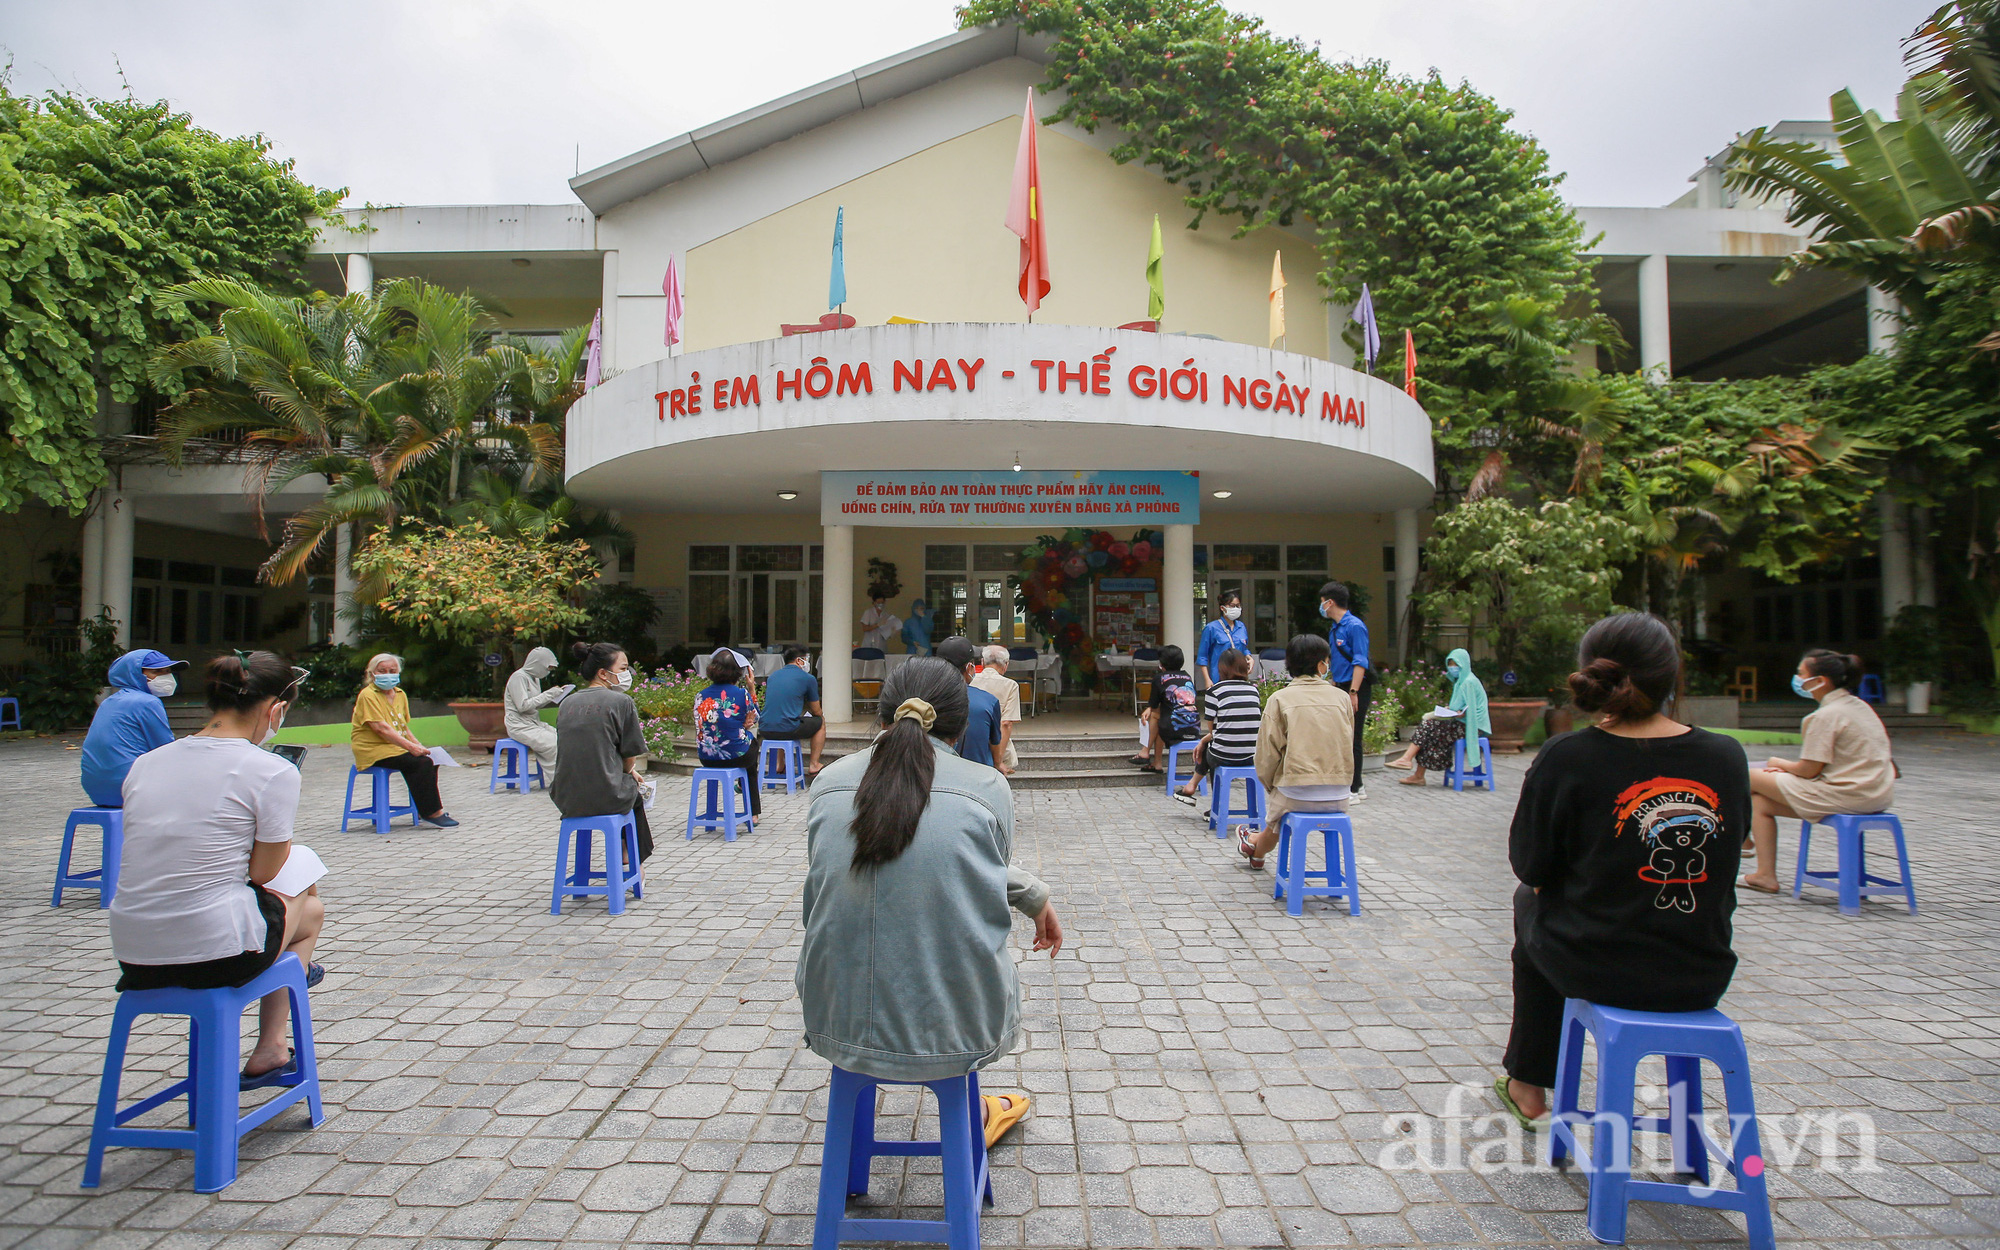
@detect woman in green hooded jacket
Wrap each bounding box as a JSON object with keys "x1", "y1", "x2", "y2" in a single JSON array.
[{"x1": 1387, "y1": 648, "x2": 1490, "y2": 785}]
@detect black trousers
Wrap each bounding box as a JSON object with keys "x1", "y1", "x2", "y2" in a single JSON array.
[
  {"x1": 632, "y1": 804, "x2": 654, "y2": 863},
  {"x1": 1350, "y1": 677, "x2": 1373, "y2": 791},
  {"x1": 702, "y1": 745, "x2": 763, "y2": 817},
  {"x1": 763, "y1": 715, "x2": 823, "y2": 741},
  {"x1": 1503, "y1": 937, "x2": 1567, "y2": 1089},
  {"x1": 374, "y1": 752, "x2": 443, "y2": 816}
]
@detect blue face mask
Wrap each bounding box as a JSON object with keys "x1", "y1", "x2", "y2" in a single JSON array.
[
  {"x1": 1446, "y1": 664, "x2": 1462, "y2": 681},
  {"x1": 1790, "y1": 673, "x2": 1818, "y2": 699},
  {"x1": 373, "y1": 673, "x2": 401, "y2": 691},
  {"x1": 1320, "y1": 602, "x2": 1333, "y2": 619}
]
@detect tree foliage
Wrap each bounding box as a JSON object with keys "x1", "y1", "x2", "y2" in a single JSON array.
[{"x1": 0, "y1": 84, "x2": 339, "y2": 512}]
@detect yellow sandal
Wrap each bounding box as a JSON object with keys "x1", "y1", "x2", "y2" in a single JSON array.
[{"x1": 981, "y1": 1093, "x2": 1031, "y2": 1147}]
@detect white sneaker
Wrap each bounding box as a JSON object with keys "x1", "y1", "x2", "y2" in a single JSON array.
[{"x1": 1349, "y1": 788, "x2": 1368, "y2": 802}]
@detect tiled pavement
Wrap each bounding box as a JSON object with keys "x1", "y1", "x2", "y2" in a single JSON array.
[{"x1": 1, "y1": 729, "x2": 1997, "y2": 1248}]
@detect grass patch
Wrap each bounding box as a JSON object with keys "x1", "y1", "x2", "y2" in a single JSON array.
[
  {"x1": 1706, "y1": 728, "x2": 1802, "y2": 746},
  {"x1": 275, "y1": 714, "x2": 469, "y2": 748}
]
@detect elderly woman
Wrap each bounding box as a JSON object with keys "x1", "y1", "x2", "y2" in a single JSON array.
[
  {"x1": 1387, "y1": 647, "x2": 1490, "y2": 786},
  {"x1": 350, "y1": 653, "x2": 455, "y2": 828},
  {"x1": 798, "y1": 657, "x2": 1062, "y2": 1147},
  {"x1": 1237, "y1": 634, "x2": 1352, "y2": 869},
  {"x1": 1739, "y1": 649, "x2": 1896, "y2": 893},
  {"x1": 504, "y1": 646, "x2": 570, "y2": 777}
]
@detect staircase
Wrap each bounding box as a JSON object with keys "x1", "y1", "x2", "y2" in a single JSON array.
[
  {"x1": 651, "y1": 727, "x2": 1159, "y2": 790},
  {"x1": 1735, "y1": 701, "x2": 1959, "y2": 734}
]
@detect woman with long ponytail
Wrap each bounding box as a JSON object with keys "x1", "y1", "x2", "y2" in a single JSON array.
[{"x1": 797, "y1": 654, "x2": 1062, "y2": 1149}]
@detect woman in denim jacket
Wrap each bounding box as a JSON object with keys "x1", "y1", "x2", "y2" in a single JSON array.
[{"x1": 797, "y1": 657, "x2": 1062, "y2": 1146}]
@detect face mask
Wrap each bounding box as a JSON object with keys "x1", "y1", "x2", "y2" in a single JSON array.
[
  {"x1": 373, "y1": 673, "x2": 400, "y2": 691},
  {"x1": 1791, "y1": 673, "x2": 1819, "y2": 699},
  {"x1": 615, "y1": 669, "x2": 634, "y2": 691},
  {"x1": 1446, "y1": 665, "x2": 1462, "y2": 681},
  {"x1": 262, "y1": 705, "x2": 285, "y2": 746},
  {"x1": 1320, "y1": 602, "x2": 1333, "y2": 619},
  {"x1": 147, "y1": 675, "x2": 177, "y2": 697},
  {"x1": 1222, "y1": 606, "x2": 1242, "y2": 621}
]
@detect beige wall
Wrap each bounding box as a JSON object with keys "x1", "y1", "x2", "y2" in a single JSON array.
[{"x1": 680, "y1": 120, "x2": 1326, "y2": 357}]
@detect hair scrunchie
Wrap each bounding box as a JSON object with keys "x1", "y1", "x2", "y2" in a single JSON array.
[{"x1": 893, "y1": 698, "x2": 937, "y2": 731}]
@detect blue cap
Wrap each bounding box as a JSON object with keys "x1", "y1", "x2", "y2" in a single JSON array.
[{"x1": 138, "y1": 650, "x2": 189, "y2": 670}]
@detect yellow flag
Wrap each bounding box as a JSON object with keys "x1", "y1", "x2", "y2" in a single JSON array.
[{"x1": 1268, "y1": 251, "x2": 1287, "y2": 348}]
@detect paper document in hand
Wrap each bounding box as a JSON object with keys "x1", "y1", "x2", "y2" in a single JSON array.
[
  {"x1": 1431, "y1": 706, "x2": 1463, "y2": 718},
  {"x1": 265, "y1": 845, "x2": 327, "y2": 898},
  {"x1": 427, "y1": 746, "x2": 462, "y2": 767}
]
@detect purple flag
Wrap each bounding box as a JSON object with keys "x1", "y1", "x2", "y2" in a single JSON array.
[
  {"x1": 583, "y1": 308, "x2": 603, "y2": 391},
  {"x1": 1351, "y1": 282, "x2": 1380, "y2": 371},
  {"x1": 663, "y1": 256, "x2": 684, "y2": 348}
]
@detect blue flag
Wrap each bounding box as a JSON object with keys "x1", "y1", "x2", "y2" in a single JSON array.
[
  {"x1": 1351, "y1": 282, "x2": 1380, "y2": 371},
  {"x1": 829, "y1": 206, "x2": 848, "y2": 309}
]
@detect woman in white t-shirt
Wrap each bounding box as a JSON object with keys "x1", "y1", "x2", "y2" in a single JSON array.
[{"x1": 108, "y1": 651, "x2": 327, "y2": 1085}]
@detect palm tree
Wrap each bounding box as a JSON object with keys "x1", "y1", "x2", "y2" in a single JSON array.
[{"x1": 1462, "y1": 297, "x2": 1626, "y2": 499}]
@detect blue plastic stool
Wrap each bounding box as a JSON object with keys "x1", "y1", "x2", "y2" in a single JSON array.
[
  {"x1": 1547, "y1": 999, "x2": 1775, "y2": 1250},
  {"x1": 761, "y1": 738, "x2": 805, "y2": 793},
  {"x1": 1165, "y1": 741, "x2": 1206, "y2": 796},
  {"x1": 1445, "y1": 734, "x2": 1497, "y2": 792},
  {"x1": 53, "y1": 806, "x2": 124, "y2": 908},
  {"x1": 1856, "y1": 673, "x2": 1885, "y2": 704},
  {"x1": 83, "y1": 951, "x2": 324, "y2": 1194},
  {"x1": 342, "y1": 766, "x2": 418, "y2": 834},
  {"x1": 551, "y1": 812, "x2": 643, "y2": 915},
  {"x1": 1206, "y1": 765, "x2": 1265, "y2": 836},
  {"x1": 1793, "y1": 813, "x2": 1916, "y2": 917},
  {"x1": 1272, "y1": 811, "x2": 1360, "y2": 917},
  {"x1": 0, "y1": 696, "x2": 19, "y2": 730},
  {"x1": 490, "y1": 738, "x2": 545, "y2": 794},
  {"x1": 813, "y1": 1064, "x2": 993, "y2": 1250},
  {"x1": 686, "y1": 767, "x2": 753, "y2": 841}
]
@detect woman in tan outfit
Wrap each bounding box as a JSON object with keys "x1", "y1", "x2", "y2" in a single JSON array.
[
  {"x1": 1740, "y1": 649, "x2": 1895, "y2": 892},
  {"x1": 1238, "y1": 634, "x2": 1353, "y2": 870}
]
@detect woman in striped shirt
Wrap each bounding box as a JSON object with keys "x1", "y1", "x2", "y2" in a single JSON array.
[{"x1": 1174, "y1": 649, "x2": 1263, "y2": 805}]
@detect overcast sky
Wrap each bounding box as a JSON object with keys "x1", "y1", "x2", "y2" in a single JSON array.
[{"x1": 6, "y1": 0, "x2": 1932, "y2": 211}]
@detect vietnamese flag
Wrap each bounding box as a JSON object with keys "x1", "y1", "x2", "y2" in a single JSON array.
[{"x1": 1005, "y1": 88, "x2": 1051, "y2": 317}]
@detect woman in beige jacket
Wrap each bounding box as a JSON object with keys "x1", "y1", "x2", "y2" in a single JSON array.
[{"x1": 1239, "y1": 634, "x2": 1354, "y2": 869}]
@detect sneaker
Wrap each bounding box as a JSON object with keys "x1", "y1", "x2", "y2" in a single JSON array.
[
  {"x1": 1171, "y1": 790, "x2": 1197, "y2": 807},
  {"x1": 1349, "y1": 788, "x2": 1368, "y2": 803},
  {"x1": 422, "y1": 812, "x2": 460, "y2": 828}
]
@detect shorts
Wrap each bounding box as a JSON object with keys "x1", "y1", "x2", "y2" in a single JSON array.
[
  {"x1": 1160, "y1": 724, "x2": 1197, "y2": 748},
  {"x1": 116, "y1": 883, "x2": 287, "y2": 992},
  {"x1": 763, "y1": 714, "x2": 824, "y2": 741}
]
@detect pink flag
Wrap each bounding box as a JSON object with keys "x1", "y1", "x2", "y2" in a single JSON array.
[
  {"x1": 1004, "y1": 88, "x2": 1051, "y2": 316},
  {"x1": 583, "y1": 308, "x2": 603, "y2": 391},
  {"x1": 662, "y1": 256, "x2": 683, "y2": 347}
]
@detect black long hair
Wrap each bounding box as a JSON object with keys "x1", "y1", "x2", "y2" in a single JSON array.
[
  {"x1": 850, "y1": 657, "x2": 970, "y2": 870},
  {"x1": 572, "y1": 641, "x2": 625, "y2": 684},
  {"x1": 1569, "y1": 613, "x2": 1679, "y2": 722},
  {"x1": 205, "y1": 651, "x2": 295, "y2": 712},
  {"x1": 1802, "y1": 648, "x2": 1864, "y2": 691}
]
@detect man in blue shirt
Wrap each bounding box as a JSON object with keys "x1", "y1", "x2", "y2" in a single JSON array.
[
  {"x1": 1194, "y1": 590, "x2": 1250, "y2": 688},
  {"x1": 937, "y1": 636, "x2": 1004, "y2": 769},
  {"x1": 81, "y1": 648, "x2": 187, "y2": 806},
  {"x1": 1320, "y1": 581, "x2": 1371, "y2": 801},
  {"x1": 759, "y1": 645, "x2": 826, "y2": 779}
]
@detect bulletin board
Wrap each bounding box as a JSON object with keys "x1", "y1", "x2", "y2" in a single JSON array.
[{"x1": 1092, "y1": 589, "x2": 1161, "y2": 650}]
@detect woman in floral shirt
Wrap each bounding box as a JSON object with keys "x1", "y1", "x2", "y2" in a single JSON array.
[{"x1": 697, "y1": 651, "x2": 763, "y2": 822}]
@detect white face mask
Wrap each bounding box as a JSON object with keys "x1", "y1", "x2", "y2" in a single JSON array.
[
  {"x1": 615, "y1": 668, "x2": 634, "y2": 691},
  {"x1": 1222, "y1": 606, "x2": 1242, "y2": 621},
  {"x1": 147, "y1": 674, "x2": 177, "y2": 697},
  {"x1": 261, "y1": 704, "x2": 286, "y2": 746}
]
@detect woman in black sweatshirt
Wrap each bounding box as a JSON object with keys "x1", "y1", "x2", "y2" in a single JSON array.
[{"x1": 1496, "y1": 613, "x2": 1750, "y2": 1127}]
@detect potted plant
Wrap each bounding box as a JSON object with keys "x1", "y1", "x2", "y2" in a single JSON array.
[
  {"x1": 1416, "y1": 498, "x2": 1631, "y2": 752},
  {"x1": 1884, "y1": 605, "x2": 1941, "y2": 715},
  {"x1": 353, "y1": 521, "x2": 602, "y2": 751}
]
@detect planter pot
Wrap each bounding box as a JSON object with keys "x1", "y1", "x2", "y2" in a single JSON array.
[
  {"x1": 448, "y1": 702, "x2": 506, "y2": 753},
  {"x1": 1908, "y1": 682, "x2": 1933, "y2": 715},
  {"x1": 1678, "y1": 695, "x2": 1740, "y2": 730},
  {"x1": 1543, "y1": 706, "x2": 1575, "y2": 738},
  {"x1": 1488, "y1": 700, "x2": 1549, "y2": 753},
  {"x1": 1397, "y1": 724, "x2": 1422, "y2": 743},
  {"x1": 1362, "y1": 751, "x2": 1387, "y2": 774}
]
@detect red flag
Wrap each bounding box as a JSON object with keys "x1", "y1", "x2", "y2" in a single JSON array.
[
  {"x1": 1005, "y1": 88, "x2": 1051, "y2": 316},
  {"x1": 1403, "y1": 328, "x2": 1418, "y2": 400}
]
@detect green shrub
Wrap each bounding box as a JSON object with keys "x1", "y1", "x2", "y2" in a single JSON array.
[
  {"x1": 18, "y1": 611, "x2": 119, "y2": 732},
  {"x1": 632, "y1": 667, "x2": 705, "y2": 761}
]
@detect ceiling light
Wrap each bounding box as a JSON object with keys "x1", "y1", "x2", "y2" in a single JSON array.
[
  {"x1": 1012, "y1": 451, "x2": 1023, "y2": 473},
  {"x1": 1212, "y1": 490, "x2": 1233, "y2": 499},
  {"x1": 776, "y1": 490, "x2": 798, "y2": 500},
  {"x1": 511, "y1": 257, "x2": 531, "y2": 267}
]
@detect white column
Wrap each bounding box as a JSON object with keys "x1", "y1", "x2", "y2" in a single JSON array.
[
  {"x1": 1393, "y1": 508, "x2": 1419, "y2": 666},
  {"x1": 1912, "y1": 505, "x2": 1937, "y2": 607},
  {"x1": 344, "y1": 252, "x2": 373, "y2": 296},
  {"x1": 821, "y1": 523, "x2": 854, "y2": 725},
  {"x1": 1638, "y1": 253, "x2": 1672, "y2": 379},
  {"x1": 1163, "y1": 524, "x2": 1196, "y2": 665},
  {"x1": 1866, "y1": 287, "x2": 1901, "y2": 355},
  {"x1": 333, "y1": 523, "x2": 358, "y2": 646},
  {"x1": 1878, "y1": 490, "x2": 1913, "y2": 635},
  {"x1": 600, "y1": 249, "x2": 620, "y2": 370},
  {"x1": 101, "y1": 492, "x2": 135, "y2": 649},
  {"x1": 79, "y1": 494, "x2": 106, "y2": 624}
]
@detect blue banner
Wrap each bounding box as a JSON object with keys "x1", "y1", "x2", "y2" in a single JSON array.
[{"x1": 821, "y1": 470, "x2": 1201, "y2": 526}]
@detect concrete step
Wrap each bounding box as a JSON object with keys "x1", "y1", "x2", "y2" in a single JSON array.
[{"x1": 1737, "y1": 708, "x2": 1959, "y2": 733}]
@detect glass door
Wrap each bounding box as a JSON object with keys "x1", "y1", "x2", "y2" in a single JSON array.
[
  {"x1": 737, "y1": 573, "x2": 807, "y2": 646},
  {"x1": 974, "y1": 577, "x2": 1027, "y2": 646},
  {"x1": 734, "y1": 574, "x2": 770, "y2": 647}
]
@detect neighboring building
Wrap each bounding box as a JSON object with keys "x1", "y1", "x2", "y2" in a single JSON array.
[{"x1": 9, "y1": 24, "x2": 1894, "y2": 703}]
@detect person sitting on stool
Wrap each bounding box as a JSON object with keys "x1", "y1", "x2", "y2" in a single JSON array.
[
  {"x1": 552, "y1": 641, "x2": 655, "y2": 862},
  {"x1": 1236, "y1": 635, "x2": 1352, "y2": 869},
  {"x1": 350, "y1": 653, "x2": 455, "y2": 828},
  {"x1": 1175, "y1": 648, "x2": 1261, "y2": 804},
  {"x1": 695, "y1": 650, "x2": 763, "y2": 824},
  {"x1": 761, "y1": 645, "x2": 828, "y2": 781},
  {"x1": 1387, "y1": 647, "x2": 1490, "y2": 785},
  {"x1": 80, "y1": 648, "x2": 188, "y2": 808}
]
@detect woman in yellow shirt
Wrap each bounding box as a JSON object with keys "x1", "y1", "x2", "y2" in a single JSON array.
[{"x1": 350, "y1": 654, "x2": 455, "y2": 827}]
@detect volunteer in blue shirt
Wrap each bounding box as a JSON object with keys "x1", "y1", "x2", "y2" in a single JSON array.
[
  {"x1": 1320, "y1": 581, "x2": 1371, "y2": 802},
  {"x1": 761, "y1": 645, "x2": 828, "y2": 780},
  {"x1": 1194, "y1": 590, "x2": 1249, "y2": 688},
  {"x1": 80, "y1": 649, "x2": 188, "y2": 807},
  {"x1": 938, "y1": 636, "x2": 1004, "y2": 769}
]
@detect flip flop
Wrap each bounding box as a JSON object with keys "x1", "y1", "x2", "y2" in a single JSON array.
[
  {"x1": 1236, "y1": 828, "x2": 1264, "y2": 870},
  {"x1": 982, "y1": 1093, "x2": 1031, "y2": 1147},
  {"x1": 1171, "y1": 791, "x2": 1197, "y2": 806},
  {"x1": 1492, "y1": 1076, "x2": 1542, "y2": 1133},
  {"x1": 241, "y1": 1050, "x2": 298, "y2": 1091},
  {"x1": 1738, "y1": 877, "x2": 1780, "y2": 894}
]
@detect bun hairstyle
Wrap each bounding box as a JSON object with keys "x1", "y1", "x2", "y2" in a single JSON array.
[
  {"x1": 571, "y1": 641, "x2": 625, "y2": 684},
  {"x1": 706, "y1": 650, "x2": 743, "y2": 685},
  {"x1": 205, "y1": 651, "x2": 296, "y2": 713},
  {"x1": 850, "y1": 657, "x2": 970, "y2": 870},
  {"x1": 1802, "y1": 649, "x2": 1864, "y2": 691},
  {"x1": 1568, "y1": 613, "x2": 1679, "y2": 722}
]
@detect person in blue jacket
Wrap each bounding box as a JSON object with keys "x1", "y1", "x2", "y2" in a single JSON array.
[
  {"x1": 1194, "y1": 590, "x2": 1249, "y2": 688},
  {"x1": 81, "y1": 649, "x2": 188, "y2": 807},
  {"x1": 900, "y1": 598, "x2": 935, "y2": 655}
]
